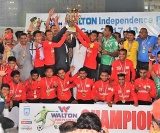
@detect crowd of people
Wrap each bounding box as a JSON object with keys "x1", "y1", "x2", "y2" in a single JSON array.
[{"x1": 0, "y1": 9, "x2": 160, "y2": 132}]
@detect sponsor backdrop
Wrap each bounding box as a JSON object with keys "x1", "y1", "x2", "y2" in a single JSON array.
[
  {"x1": 25, "y1": 12, "x2": 160, "y2": 36},
  {"x1": 19, "y1": 104, "x2": 152, "y2": 133}
]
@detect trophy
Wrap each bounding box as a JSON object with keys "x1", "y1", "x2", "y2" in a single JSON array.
[{"x1": 66, "y1": 4, "x2": 81, "y2": 32}]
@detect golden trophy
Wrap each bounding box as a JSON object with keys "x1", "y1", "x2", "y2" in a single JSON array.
[{"x1": 66, "y1": 4, "x2": 81, "y2": 32}]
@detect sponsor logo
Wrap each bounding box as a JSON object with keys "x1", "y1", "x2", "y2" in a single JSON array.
[
  {"x1": 58, "y1": 106, "x2": 70, "y2": 113},
  {"x1": 21, "y1": 121, "x2": 32, "y2": 124},
  {"x1": 51, "y1": 106, "x2": 77, "y2": 118},
  {"x1": 24, "y1": 107, "x2": 30, "y2": 116},
  {"x1": 21, "y1": 125, "x2": 32, "y2": 131}
]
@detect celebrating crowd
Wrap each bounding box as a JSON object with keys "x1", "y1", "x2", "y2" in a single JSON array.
[
  {"x1": 0, "y1": 9, "x2": 160, "y2": 107},
  {"x1": 0, "y1": 9, "x2": 160, "y2": 131}
]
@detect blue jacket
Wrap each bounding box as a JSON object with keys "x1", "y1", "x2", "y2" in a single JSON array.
[{"x1": 137, "y1": 36, "x2": 158, "y2": 62}]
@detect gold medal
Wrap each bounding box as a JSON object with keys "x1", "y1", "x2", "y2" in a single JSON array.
[
  {"x1": 22, "y1": 53, "x2": 25, "y2": 60},
  {"x1": 142, "y1": 49, "x2": 145, "y2": 53},
  {"x1": 46, "y1": 89, "x2": 50, "y2": 96},
  {"x1": 45, "y1": 77, "x2": 52, "y2": 96},
  {"x1": 33, "y1": 90, "x2": 37, "y2": 98},
  {"x1": 61, "y1": 92, "x2": 64, "y2": 96},
  {"x1": 127, "y1": 52, "x2": 130, "y2": 56},
  {"x1": 82, "y1": 92, "x2": 86, "y2": 97},
  {"x1": 78, "y1": 49, "x2": 81, "y2": 54},
  {"x1": 122, "y1": 99, "x2": 125, "y2": 103}
]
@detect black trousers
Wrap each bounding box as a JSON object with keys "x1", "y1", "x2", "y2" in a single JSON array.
[
  {"x1": 136, "y1": 61, "x2": 149, "y2": 78},
  {"x1": 12, "y1": 100, "x2": 22, "y2": 108},
  {"x1": 41, "y1": 97, "x2": 59, "y2": 103},
  {"x1": 61, "y1": 97, "x2": 75, "y2": 103},
  {"x1": 99, "y1": 64, "x2": 112, "y2": 78},
  {"x1": 27, "y1": 99, "x2": 41, "y2": 103},
  {"x1": 138, "y1": 100, "x2": 152, "y2": 105},
  {"x1": 116, "y1": 101, "x2": 134, "y2": 105},
  {"x1": 34, "y1": 66, "x2": 45, "y2": 77},
  {"x1": 83, "y1": 66, "x2": 96, "y2": 80},
  {"x1": 77, "y1": 100, "x2": 94, "y2": 104},
  {"x1": 0, "y1": 115, "x2": 14, "y2": 130}
]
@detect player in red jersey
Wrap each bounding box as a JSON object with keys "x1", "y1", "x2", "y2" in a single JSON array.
[
  {"x1": 92, "y1": 70, "x2": 114, "y2": 104},
  {"x1": 39, "y1": 67, "x2": 60, "y2": 103},
  {"x1": 110, "y1": 48, "x2": 135, "y2": 85},
  {"x1": 25, "y1": 69, "x2": 41, "y2": 103},
  {"x1": 30, "y1": 30, "x2": 45, "y2": 77},
  {"x1": 73, "y1": 67, "x2": 94, "y2": 104},
  {"x1": 56, "y1": 66, "x2": 78, "y2": 103},
  {"x1": 134, "y1": 67, "x2": 156, "y2": 105},
  {"x1": 43, "y1": 30, "x2": 69, "y2": 71},
  {"x1": 108, "y1": 73, "x2": 138, "y2": 106},
  {"x1": 75, "y1": 25, "x2": 100, "y2": 80},
  {"x1": 9, "y1": 70, "x2": 26, "y2": 108},
  {"x1": 3, "y1": 56, "x2": 17, "y2": 84}
]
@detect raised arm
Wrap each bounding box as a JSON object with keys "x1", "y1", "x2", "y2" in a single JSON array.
[
  {"x1": 0, "y1": 67, "x2": 7, "y2": 87},
  {"x1": 53, "y1": 27, "x2": 67, "y2": 42},
  {"x1": 46, "y1": 9, "x2": 55, "y2": 30},
  {"x1": 149, "y1": 61, "x2": 156, "y2": 79},
  {"x1": 75, "y1": 25, "x2": 90, "y2": 43},
  {"x1": 69, "y1": 73, "x2": 78, "y2": 82},
  {"x1": 2, "y1": 46, "x2": 7, "y2": 63},
  {"x1": 77, "y1": 34, "x2": 90, "y2": 48},
  {"x1": 51, "y1": 35, "x2": 66, "y2": 48},
  {"x1": 54, "y1": 14, "x2": 60, "y2": 32}
]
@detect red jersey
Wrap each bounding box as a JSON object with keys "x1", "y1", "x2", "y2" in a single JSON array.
[
  {"x1": 57, "y1": 72, "x2": 78, "y2": 101},
  {"x1": 34, "y1": 46, "x2": 44, "y2": 67},
  {"x1": 110, "y1": 59, "x2": 135, "y2": 84},
  {"x1": 76, "y1": 26, "x2": 99, "y2": 70},
  {"x1": 43, "y1": 36, "x2": 66, "y2": 65},
  {"x1": 3, "y1": 66, "x2": 16, "y2": 84},
  {"x1": 9, "y1": 81, "x2": 26, "y2": 102},
  {"x1": 39, "y1": 76, "x2": 58, "y2": 100},
  {"x1": 108, "y1": 82, "x2": 138, "y2": 104},
  {"x1": 25, "y1": 79, "x2": 41, "y2": 100},
  {"x1": 92, "y1": 80, "x2": 114, "y2": 102},
  {"x1": 152, "y1": 63, "x2": 160, "y2": 76},
  {"x1": 73, "y1": 77, "x2": 94, "y2": 100},
  {"x1": 134, "y1": 78, "x2": 156, "y2": 102}
]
